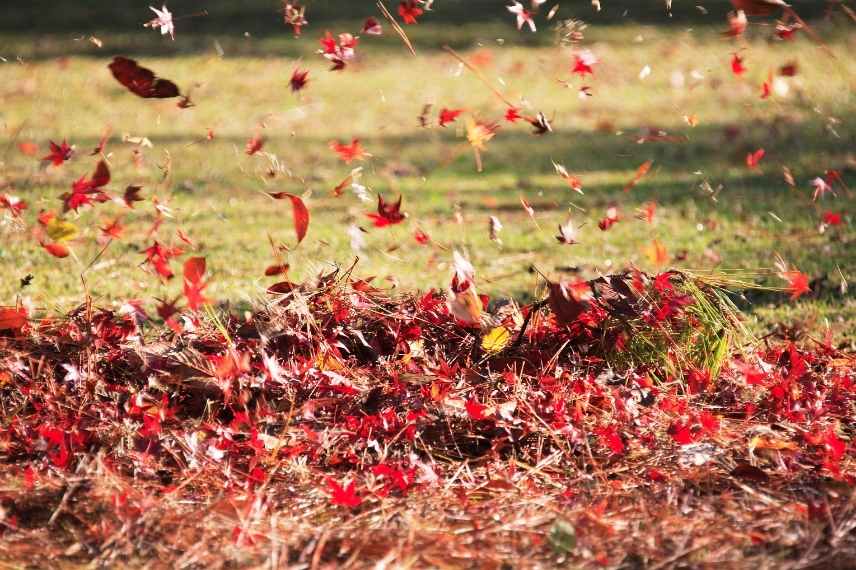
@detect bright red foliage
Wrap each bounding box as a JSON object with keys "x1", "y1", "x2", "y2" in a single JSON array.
[
  {"x1": 438, "y1": 107, "x2": 463, "y2": 127},
  {"x1": 42, "y1": 140, "x2": 73, "y2": 166},
  {"x1": 367, "y1": 195, "x2": 407, "y2": 227},
  {"x1": 398, "y1": 1, "x2": 424, "y2": 24}
]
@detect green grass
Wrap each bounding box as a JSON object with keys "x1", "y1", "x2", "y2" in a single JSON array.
[{"x1": 0, "y1": 19, "x2": 854, "y2": 339}]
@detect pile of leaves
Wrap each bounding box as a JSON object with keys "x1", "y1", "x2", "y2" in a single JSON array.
[{"x1": 1, "y1": 270, "x2": 854, "y2": 568}]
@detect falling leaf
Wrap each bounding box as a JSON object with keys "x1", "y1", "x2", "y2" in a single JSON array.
[
  {"x1": 330, "y1": 139, "x2": 369, "y2": 163},
  {"x1": 246, "y1": 135, "x2": 265, "y2": 155},
  {"x1": 42, "y1": 242, "x2": 70, "y2": 258},
  {"x1": 42, "y1": 140, "x2": 73, "y2": 166},
  {"x1": 145, "y1": 5, "x2": 175, "y2": 40},
  {"x1": 108, "y1": 57, "x2": 181, "y2": 99},
  {"x1": 571, "y1": 50, "x2": 598, "y2": 76},
  {"x1": 290, "y1": 67, "x2": 309, "y2": 92},
  {"x1": 438, "y1": 107, "x2": 463, "y2": 127},
  {"x1": 556, "y1": 218, "x2": 579, "y2": 245},
  {"x1": 367, "y1": 195, "x2": 407, "y2": 227},
  {"x1": 183, "y1": 257, "x2": 210, "y2": 311},
  {"x1": 746, "y1": 148, "x2": 765, "y2": 169},
  {"x1": 624, "y1": 160, "x2": 653, "y2": 192},
  {"x1": 362, "y1": 17, "x2": 383, "y2": 35},
  {"x1": 46, "y1": 219, "x2": 79, "y2": 242},
  {"x1": 269, "y1": 192, "x2": 310, "y2": 244},
  {"x1": 398, "y1": 0, "x2": 424, "y2": 24},
  {"x1": 731, "y1": 53, "x2": 747, "y2": 76},
  {"x1": 645, "y1": 239, "x2": 669, "y2": 267}
]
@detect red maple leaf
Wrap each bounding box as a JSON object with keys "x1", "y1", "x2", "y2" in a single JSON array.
[
  {"x1": 289, "y1": 67, "x2": 309, "y2": 92},
  {"x1": 504, "y1": 106, "x2": 522, "y2": 122},
  {"x1": 414, "y1": 228, "x2": 430, "y2": 244},
  {"x1": 598, "y1": 205, "x2": 620, "y2": 231},
  {"x1": 734, "y1": 360, "x2": 767, "y2": 386},
  {"x1": 61, "y1": 160, "x2": 111, "y2": 212},
  {"x1": 596, "y1": 425, "x2": 625, "y2": 455},
  {"x1": 781, "y1": 270, "x2": 810, "y2": 300},
  {"x1": 319, "y1": 31, "x2": 358, "y2": 70},
  {"x1": 42, "y1": 140, "x2": 73, "y2": 166},
  {"x1": 465, "y1": 397, "x2": 487, "y2": 421},
  {"x1": 367, "y1": 194, "x2": 407, "y2": 227},
  {"x1": 761, "y1": 76, "x2": 772, "y2": 99},
  {"x1": 108, "y1": 57, "x2": 181, "y2": 99},
  {"x1": 438, "y1": 107, "x2": 463, "y2": 127},
  {"x1": 245, "y1": 135, "x2": 265, "y2": 155},
  {"x1": 822, "y1": 211, "x2": 843, "y2": 226},
  {"x1": 144, "y1": 241, "x2": 183, "y2": 281},
  {"x1": 123, "y1": 185, "x2": 144, "y2": 208},
  {"x1": 183, "y1": 256, "x2": 210, "y2": 311},
  {"x1": 746, "y1": 148, "x2": 765, "y2": 169},
  {"x1": 327, "y1": 478, "x2": 362, "y2": 508},
  {"x1": 571, "y1": 50, "x2": 597, "y2": 76},
  {"x1": 100, "y1": 218, "x2": 125, "y2": 240},
  {"x1": 653, "y1": 272, "x2": 675, "y2": 294},
  {"x1": 362, "y1": 17, "x2": 383, "y2": 35},
  {"x1": 731, "y1": 53, "x2": 747, "y2": 76},
  {"x1": 330, "y1": 139, "x2": 368, "y2": 163},
  {"x1": 398, "y1": 1, "x2": 424, "y2": 24},
  {"x1": 669, "y1": 420, "x2": 696, "y2": 445},
  {"x1": 0, "y1": 306, "x2": 27, "y2": 332}
]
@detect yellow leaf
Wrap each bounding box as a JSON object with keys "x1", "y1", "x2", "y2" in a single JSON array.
[
  {"x1": 645, "y1": 239, "x2": 668, "y2": 267},
  {"x1": 315, "y1": 351, "x2": 344, "y2": 372},
  {"x1": 46, "y1": 219, "x2": 79, "y2": 243},
  {"x1": 465, "y1": 118, "x2": 498, "y2": 151},
  {"x1": 482, "y1": 326, "x2": 511, "y2": 354}
]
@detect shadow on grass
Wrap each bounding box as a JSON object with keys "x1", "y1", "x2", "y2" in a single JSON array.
[
  {"x1": 0, "y1": 0, "x2": 842, "y2": 59},
  {"x1": 13, "y1": 112, "x2": 852, "y2": 202}
]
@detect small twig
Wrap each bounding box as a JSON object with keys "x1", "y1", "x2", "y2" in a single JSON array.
[
  {"x1": 512, "y1": 298, "x2": 549, "y2": 349},
  {"x1": 377, "y1": 1, "x2": 416, "y2": 56},
  {"x1": 442, "y1": 46, "x2": 515, "y2": 108}
]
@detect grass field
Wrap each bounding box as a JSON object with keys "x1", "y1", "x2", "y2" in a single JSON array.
[
  {"x1": 1, "y1": 6, "x2": 854, "y2": 339},
  {"x1": 3, "y1": 4, "x2": 856, "y2": 568}
]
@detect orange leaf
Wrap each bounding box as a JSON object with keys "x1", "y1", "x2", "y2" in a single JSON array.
[
  {"x1": 624, "y1": 160, "x2": 653, "y2": 192},
  {"x1": 0, "y1": 307, "x2": 27, "y2": 331},
  {"x1": 183, "y1": 256, "x2": 206, "y2": 285},
  {"x1": 18, "y1": 142, "x2": 39, "y2": 156},
  {"x1": 42, "y1": 242, "x2": 70, "y2": 258},
  {"x1": 183, "y1": 256, "x2": 209, "y2": 310}
]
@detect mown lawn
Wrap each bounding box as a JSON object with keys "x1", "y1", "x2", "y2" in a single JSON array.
[{"x1": 1, "y1": 15, "x2": 854, "y2": 339}]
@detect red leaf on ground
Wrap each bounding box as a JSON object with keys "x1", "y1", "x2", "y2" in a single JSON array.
[
  {"x1": 0, "y1": 307, "x2": 27, "y2": 331},
  {"x1": 327, "y1": 478, "x2": 362, "y2": 508}
]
